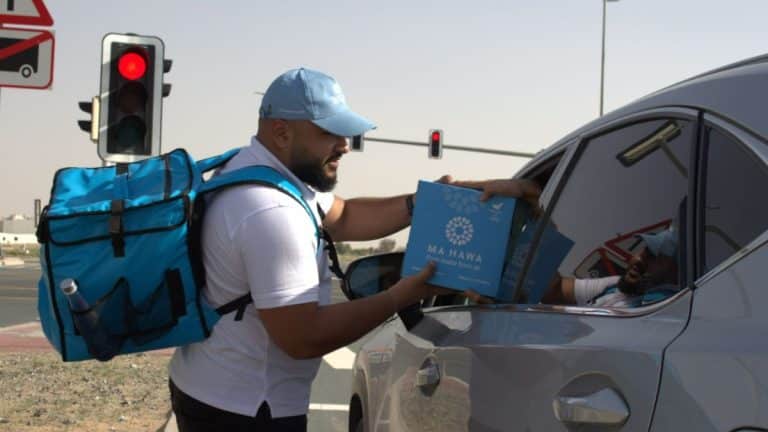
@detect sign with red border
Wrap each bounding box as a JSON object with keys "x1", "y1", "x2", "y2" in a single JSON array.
[
  {"x1": 0, "y1": 27, "x2": 54, "y2": 89},
  {"x1": 0, "y1": 0, "x2": 53, "y2": 26}
]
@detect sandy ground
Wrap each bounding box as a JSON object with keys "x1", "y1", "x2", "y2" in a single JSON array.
[{"x1": 0, "y1": 352, "x2": 171, "y2": 432}]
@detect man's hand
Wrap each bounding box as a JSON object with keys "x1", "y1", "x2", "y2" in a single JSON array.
[
  {"x1": 389, "y1": 262, "x2": 494, "y2": 308},
  {"x1": 410, "y1": 175, "x2": 454, "y2": 207},
  {"x1": 452, "y1": 178, "x2": 541, "y2": 202},
  {"x1": 388, "y1": 262, "x2": 439, "y2": 310}
]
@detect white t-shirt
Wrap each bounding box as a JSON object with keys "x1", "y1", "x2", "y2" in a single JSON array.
[{"x1": 169, "y1": 137, "x2": 335, "y2": 418}]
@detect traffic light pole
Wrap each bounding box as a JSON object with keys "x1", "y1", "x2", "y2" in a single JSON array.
[{"x1": 362, "y1": 136, "x2": 537, "y2": 159}]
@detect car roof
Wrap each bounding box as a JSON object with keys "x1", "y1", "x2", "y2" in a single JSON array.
[{"x1": 518, "y1": 53, "x2": 768, "y2": 175}]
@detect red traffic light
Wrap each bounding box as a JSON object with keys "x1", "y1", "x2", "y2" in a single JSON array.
[
  {"x1": 118, "y1": 52, "x2": 147, "y2": 80},
  {"x1": 428, "y1": 129, "x2": 443, "y2": 159}
]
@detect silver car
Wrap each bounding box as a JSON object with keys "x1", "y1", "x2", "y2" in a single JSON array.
[{"x1": 343, "y1": 53, "x2": 768, "y2": 431}]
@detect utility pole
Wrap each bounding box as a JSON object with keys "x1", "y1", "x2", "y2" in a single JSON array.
[{"x1": 600, "y1": 0, "x2": 621, "y2": 116}]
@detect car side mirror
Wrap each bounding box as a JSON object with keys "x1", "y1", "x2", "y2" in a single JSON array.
[
  {"x1": 342, "y1": 252, "x2": 425, "y2": 330},
  {"x1": 342, "y1": 252, "x2": 404, "y2": 301}
]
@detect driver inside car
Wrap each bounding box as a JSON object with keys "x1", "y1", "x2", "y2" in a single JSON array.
[
  {"x1": 451, "y1": 177, "x2": 682, "y2": 308},
  {"x1": 540, "y1": 227, "x2": 680, "y2": 307}
]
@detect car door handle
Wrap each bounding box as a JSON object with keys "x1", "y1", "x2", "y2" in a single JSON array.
[
  {"x1": 415, "y1": 362, "x2": 440, "y2": 388},
  {"x1": 552, "y1": 388, "x2": 629, "y2": 425}
]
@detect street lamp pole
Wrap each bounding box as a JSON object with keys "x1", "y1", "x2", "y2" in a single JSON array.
[{"x1": 600, "y1": 0, "x2": 619, "y2": 117}]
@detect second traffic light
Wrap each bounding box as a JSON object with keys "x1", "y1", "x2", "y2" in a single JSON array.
[
  {"x1": 98, "y1": 33, "x2": 169, "y2": 163},
  {"x1": 428, "y1": 129, "x2": 443, "y2": 159},
  {"x1": 351, "y1": 134, "x2": 364, "y2": 151}
]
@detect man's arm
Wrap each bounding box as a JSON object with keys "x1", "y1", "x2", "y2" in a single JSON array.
[
  {"x1": 258, "y1": 263, "x2": 436, "y2": 359},
  {"x1": 541, "y1": 275, "x2": 620, "y2": 305},
  {"x1": 236, "y1": 200, "x2": 439, "y2": 360},
  {"x1": 322, "y1": 175, "x2": 454, "y2": 242},
  {"x1": 321, "y1": 194, "x2": 412, "y2": 242}
]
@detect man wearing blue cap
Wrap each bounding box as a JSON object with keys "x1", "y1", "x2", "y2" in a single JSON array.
[{"x1": 167, "y1": 68, "x2": 447, "y2": 431}]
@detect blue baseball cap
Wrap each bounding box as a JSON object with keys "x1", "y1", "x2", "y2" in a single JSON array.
[
  {"x1": 637, "y1": 227, "x2": 678, "y2": 258},
  {"x1": 259, "y1": 68, "x2": 376, "y2": 138}
]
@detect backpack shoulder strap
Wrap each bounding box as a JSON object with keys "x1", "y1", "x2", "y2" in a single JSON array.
[
  {"x1": 196, "y1": 148, "x2": 240, "y2": 174},
  {"x1": 199, "y1": 165, "x2": 320, "y2": 243},
  {"x1": 199, "y1": 165, "x2": 321, "y2": 320},
  {"x1": 215, "y1": 293, "x2": 253, "y2": 320}
]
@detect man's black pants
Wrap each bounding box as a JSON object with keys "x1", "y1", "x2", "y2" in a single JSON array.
[{"x1": 169, "y1": 380, "x2": 307, "y2": 432}]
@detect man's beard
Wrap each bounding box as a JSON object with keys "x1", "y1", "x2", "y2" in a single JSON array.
[
  {"x1": 617, "y1": 271, "x2": 665, "y2": 296},
  {"x1": 292, "y1": 159, "x2": 338, "y2": 192},
  {"x1": 617, "y1": 276, "x2": 649, "y2": 296}
]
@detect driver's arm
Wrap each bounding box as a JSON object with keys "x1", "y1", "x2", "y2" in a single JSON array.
[{"x1": 541, "y1": 274, "x2": 576, "y2": 304}]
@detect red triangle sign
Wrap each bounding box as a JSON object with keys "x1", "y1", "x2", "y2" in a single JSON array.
[{"x1": 0, "y1": 0, "x2": 54, "y2": 26}]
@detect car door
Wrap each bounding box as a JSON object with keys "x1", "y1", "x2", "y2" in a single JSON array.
[
  {"x1": 650, "y1": 116, "x2": 768, "y2": 430},
  {"x1": 387, "y1": 109, "x2": 697, "y2": 431}
]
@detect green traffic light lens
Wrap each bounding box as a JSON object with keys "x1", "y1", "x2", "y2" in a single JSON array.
[{"x1": 108, "y1": 115, "x2": 148, "y2": 155}]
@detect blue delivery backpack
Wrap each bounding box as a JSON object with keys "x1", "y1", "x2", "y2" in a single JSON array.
[{"x1": 36, "y1": 148, "x2": 319, "y2": 362}]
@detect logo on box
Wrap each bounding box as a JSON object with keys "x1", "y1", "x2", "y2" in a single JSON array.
[{"x1": 445, "y1": 217, "x2": 474, "y2": 246}]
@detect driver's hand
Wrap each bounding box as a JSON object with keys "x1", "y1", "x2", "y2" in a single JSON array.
[{"x1": 451, "y1": 179, "x2": 531, "y2": 201}]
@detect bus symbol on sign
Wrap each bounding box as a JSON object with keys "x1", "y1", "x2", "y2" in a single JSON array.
[
  {"x1": 0, "y1": 28, "x2": 54, "y2": 89},
  {"x1": 1, "y1": 36, "x2": 38, "y2": 77}
]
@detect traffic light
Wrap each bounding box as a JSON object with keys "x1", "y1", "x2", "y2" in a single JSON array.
[
  {"x1": 428, "y1": 129, "x2": 443, "y2": 159},
  {"x1": 97, "y1": 33, "x2": 170, "y2": 163},
  {"x1": 351, "y1": 134, "x2": 364, "y2": 151},
  {"x1": 77, "y1": 96, "x2": 99, "y2": 142}
]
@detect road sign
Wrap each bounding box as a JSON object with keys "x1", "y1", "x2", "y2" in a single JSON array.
[
  {"x1": 0, "y1": 27, "x2": 54, "y2": 89},
  {"x1": 0, "y1": 0, "x2": 53, "y2": 26}
]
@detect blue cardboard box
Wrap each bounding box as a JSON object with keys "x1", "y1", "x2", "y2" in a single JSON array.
[
  {"x1": 496, "y1": 219, "x2": 575, "y2": 303},
  {"x1": 401, "y1": 181, "x2": 525, "y2": 299}
]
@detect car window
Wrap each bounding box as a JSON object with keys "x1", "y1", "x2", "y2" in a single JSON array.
[
  {"x1": 701, "y1": 126, "x2": 768, "y2": 274},
  {"x1": 515, "y1": 118, "x2": 693, "y2": 308}
]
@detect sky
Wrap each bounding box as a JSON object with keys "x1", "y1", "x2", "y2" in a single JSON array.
[{"x1": 1, "y1": 0, "x2": 767, "y2": 247}]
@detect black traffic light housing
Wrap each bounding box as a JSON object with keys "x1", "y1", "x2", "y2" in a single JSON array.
[
  {"x1": 428, "y1": 129, "x2": 443, "y2": 159},
  {"x1": 97, "y1": 33, "x2": 169, "y2": 163},
  {"x1": 351, "y1": 134, "x2": 364, "y2": 151}
]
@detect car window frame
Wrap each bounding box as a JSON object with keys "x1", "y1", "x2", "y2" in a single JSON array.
[
  {"x1": 695, "y1": 113, "x2": 768, "y2": 287},
  {"x1": 506, "y1": 107, "x2": 701, "y2": 318},
  {"x1": 516, "y1": 140, "x2": 578, "y2": 211},
  {"x1": 419, "y1": 108, "x2": 703, "y2": 316}
]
